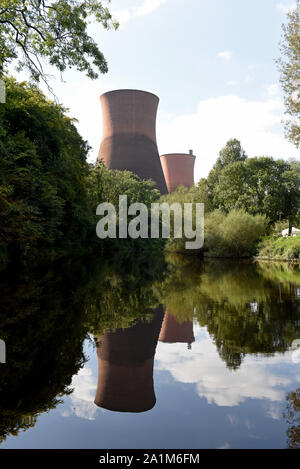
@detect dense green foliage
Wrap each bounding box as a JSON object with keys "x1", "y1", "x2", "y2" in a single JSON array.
[
  {"x1": 206, "y1": 138, "x2": 247, "y2": 193},
  {"x1": 163, "y1": 139, "x2": 300, "y2": 258},
  {"x1": 278, "y1": 0, "x2": 300, "y2": 148},
  {"x1": 0, "y1": 77, "x2": 94, "y2": 263},
  {"x1": 88, "y1": 161, "x2": 165, "y2": 260},
  {"x1": 213, "y1": 158, "x2": 300, "y2": 226},
  {"x1": 0, "y1": 0, "x2": 118, "y2": 86},
  {"x1": 160, "y1": 184, "x2": 267, "y2": 257},
  {"x1": 257, "y1": 235, "x2": 300, "y2": 261},
  {"x1": 204, "y1": 209, "x2": 266, "y2": 258},
  {"x1": 205, "y1": 140, "x2": 300, "y2": 230}
]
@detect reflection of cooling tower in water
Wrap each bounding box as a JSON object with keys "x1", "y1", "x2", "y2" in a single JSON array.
[
  {"x1": 159, "y1": 311, "x2": 195, "y2": 348},
  {"x1": 97, "y1": 89, "x2": 168, "y2": 194},
  {"x1": 94, "y1": 307, "x2": 164, "y2": 413},
  {"x1": 160, "y1": 152, "x2": 196, "y2": 193}
]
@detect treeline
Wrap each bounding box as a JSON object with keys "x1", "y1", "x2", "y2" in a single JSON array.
[
  {"x1": 1, "y1": 79, "x2": 299, "y2": 264},
  {"x1": 162, "y1": 139, "x2": 300, "y2": 258},
  {"x1": 0, "y1": 78, "x2": 162, "y2": 265}
]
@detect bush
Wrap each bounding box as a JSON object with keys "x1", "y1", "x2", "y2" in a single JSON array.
[
  {"x1": 257, "y1": 236, "x2": 300, "y2": 260},
  {"x1": 205, "y1": 209, "x2": 267, "y2": 258}
]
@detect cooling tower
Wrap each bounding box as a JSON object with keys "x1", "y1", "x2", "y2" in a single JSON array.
[
  {"x1": 94, "y1": 306, "x2": 164, "y2": 413},
  {"x1": 160, "y1": 152, "x2": 196, "y2": 193},
  {"x1": 97, "y1": 89, "x2": 168, "y2": 194},
  {"x1": 159, "y1": 311, "x2": 195, "y2": 346}
]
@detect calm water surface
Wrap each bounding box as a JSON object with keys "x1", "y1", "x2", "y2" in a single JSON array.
[{"x1": 0, "y1": 257, "x2": 300, "y2": 449}]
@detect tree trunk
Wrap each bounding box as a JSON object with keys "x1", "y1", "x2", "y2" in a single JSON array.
[{"x1": 289, "y1": 220, "x2": 293, "y2": 236}]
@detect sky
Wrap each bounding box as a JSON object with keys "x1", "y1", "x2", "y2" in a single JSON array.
[{"x1": 15, "y1": 0, "x2": 300, "y2": 182}]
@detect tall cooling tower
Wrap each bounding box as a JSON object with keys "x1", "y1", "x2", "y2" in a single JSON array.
[
  {"x1": 160, "y1": 152, "x2": 196, "y2": 193},
  {"x1": 97, "y1": 89, "x2": 168, "y2": 194},
  {"x1": 94, "y1": 306, "x2": 164, "y2": 413}
]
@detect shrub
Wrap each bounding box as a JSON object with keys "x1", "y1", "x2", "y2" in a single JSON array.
[
  {"x1": 257, "y1": 236, "x2": 300, "y2": 260},
  {"x1": 205, "y1": 209, "x2": 267, "y2": 258}
]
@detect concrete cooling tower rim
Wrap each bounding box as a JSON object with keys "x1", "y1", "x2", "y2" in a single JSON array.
[
  {"x1": 161, "y1": 153, "x2": 196, "y2": 158},
  {"x1": 100, "y1": 89, "x2": 159, "y2": 101}
]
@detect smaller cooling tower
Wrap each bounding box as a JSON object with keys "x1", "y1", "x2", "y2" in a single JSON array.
[
  {"x1": 160, "y1": 152, "x2": 196, "y2": 193},
  {"x1": 159, "y1": 311, "x2": 195, "y2": 346}
]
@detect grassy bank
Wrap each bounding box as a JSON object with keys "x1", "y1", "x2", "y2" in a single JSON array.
[{"x1": 256, "y1": 236, "x2": 300, "y2": 261}]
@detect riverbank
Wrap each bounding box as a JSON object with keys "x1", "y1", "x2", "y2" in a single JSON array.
[{"x1": 255, "y1": 236, "x2": 300, "y2": 262}]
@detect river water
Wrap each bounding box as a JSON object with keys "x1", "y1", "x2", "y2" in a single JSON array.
[{"x1": 0, "y1": 257, "x2": 299, "y2": 449}]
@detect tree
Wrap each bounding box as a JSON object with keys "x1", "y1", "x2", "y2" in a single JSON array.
[
  {"x1": 214, "y1": 138, "x2": 248, "y2": 171},
  {"x1": 0, "y1": 77, "x2": 93, "y2": 263},
  {"x1": 281, "y1": 160, "x2": 300, "y2": 234},
  {"x1": 206, "y1": 139, "x2": 248, "y2": 207},
  {"x1": 278, "y1": 0, "x2": 300, "y2": 148},
  {"x1": 0, "y1": 0, "x2": 118, "y2": 87},
  {"x1": 212, "y1": 157, "x2": 300, "y2": 230},
  {"x1": 87, "y1": 161, "x2": 165, "y2": 259},
  {"x1": 88, "y1": 162, "x2": 161, "y2": 210}
]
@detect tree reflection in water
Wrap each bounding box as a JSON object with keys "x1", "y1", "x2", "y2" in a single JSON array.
[
  {"x1": 160, "y1": 257, "x2": 300, "y2": 369},
  {"x1": 285, "y1": 388, "x2": 300, "y2": 449},
  {"x1": 0, "y1": 253, "x2": 299, "y2": 442}
]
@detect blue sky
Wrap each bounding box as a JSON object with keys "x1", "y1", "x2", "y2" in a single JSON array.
[{"x1": 16, "y1": 0, "x2": 299, "y2": 181}]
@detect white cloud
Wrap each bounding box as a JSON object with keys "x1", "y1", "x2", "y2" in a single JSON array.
[
  {"x1": 157, "y1": 94, "x2": 300, "y2": 182},
  {"x1": 155, "y1": 326, "x2": 300, "y2": 407},
  {"x1": 112, "y1": 0, "x2": 168, "y2": 25},
  {"x1": 61, "y1": 367, "x2": 99, "y2": 420},
  {"x1": 276, "y1": 2, "x2": 296, "y2": 14},
  {"x1": 218, "y1": 51, "x2": 233, "y2": 62},
  {"x1": 265, "y1": 83, "x2": 280, "y2": 97}
]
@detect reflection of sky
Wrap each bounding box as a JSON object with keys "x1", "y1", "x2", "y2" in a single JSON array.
[
  {"x1": 2, "y1": 324, "x2": 300, "y2": 449},
  {"x1": 155, "y1": 325, "x2": 300, "y2": 407}
]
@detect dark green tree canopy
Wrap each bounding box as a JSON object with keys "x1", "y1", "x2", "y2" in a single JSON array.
[
  {"x1": 214, "y1": 138, "x2": 248, "y2": 171},
  {"x1": 197, "y1": 138, "x2": 299, "y2": 232},
  {"x1": 0, "y1": 77, "x2": 93, "y2": 263},
  {"x1": 0, "y1": 0, "x2": 118, "y2": 85},
  {"x1": 213, "y1": 156, "x2": 300, "y2": 228},
  {"x1": 207, "y1": 138, "x2": 248, "y2": 194}
]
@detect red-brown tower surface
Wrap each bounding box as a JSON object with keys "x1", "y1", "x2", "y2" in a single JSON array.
[
  {"x1": 94, "y1": 307, "x2": 164, "y2": 413},
  {"x1": 159, "y1": 310, "x2": 195, "y2": 348},
  {"x1": 97, "y1": 89, "x2": 167, "y2": 194},
  {"x1": 160, "y1": 152, "x2": 196, "y2": 193}
]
